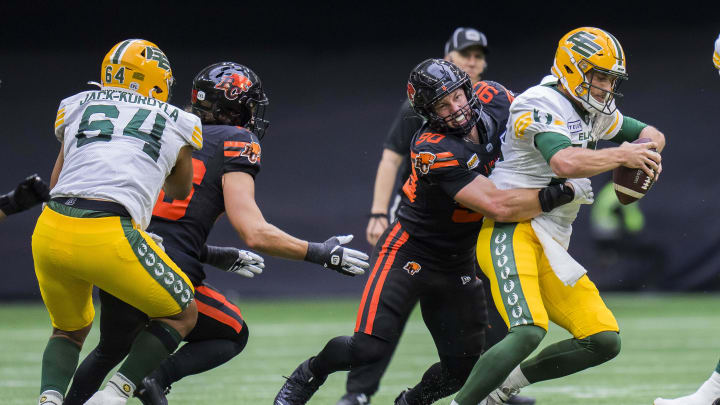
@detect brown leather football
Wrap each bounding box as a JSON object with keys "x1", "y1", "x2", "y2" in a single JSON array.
[{"x1": 612, "y1": 138, "x2": 656, "y2": 205}]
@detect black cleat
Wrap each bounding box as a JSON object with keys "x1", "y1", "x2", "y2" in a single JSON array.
[
  {"x1": 394, "y1": 390, "x2": 410, "y2": 405},
  {"x1": 712, "y1": 399, "x2": 720, "y2": 405},
  {"x1": 134, "y1": 376, "x2": 170, "y2": 405},
  {"x1": 336, "y1": 392, "x2": 370, "y2": 405},
  {"x1": 506, "y1": 395, "x2": 536, "y2": 404},
  {"x1": 274, "y1": 358, "x2": 327, "y2": 405}
]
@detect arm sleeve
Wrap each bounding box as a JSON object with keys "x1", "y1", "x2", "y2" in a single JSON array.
[
  {"x1": 608, "y1": 116, "x2": 648, "y2": 144},
  {"x1": 535, "y1": 132, "x2": 573, "y2": 163},
  {"x1": 383, "y1": 100, "x2": 424, "y2": 154},
  {"x1": 223, "y1": 127, "x2": 262, "y2": 178}
]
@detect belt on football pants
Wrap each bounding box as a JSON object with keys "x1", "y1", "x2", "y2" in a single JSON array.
[{"x1": 50, "y1": 197, "x2": 131, "y2": 217}]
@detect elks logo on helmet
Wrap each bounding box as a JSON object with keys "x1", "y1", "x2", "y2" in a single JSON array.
[
  {"x1": 240, "y1": 141, "x2": 261, "y2": 164},
  {"x1": 407, "y1": 82, "x2": 416, "y2": 106},
  {"x1": 403, "y1": 261, "x2": 421, "y2": 275},
  {"x1": 215, "y1": 73, "x2": 253, "y2": 101},
  {"x1": 414, "y1": 152, "x2": 436, "y2": 175}
]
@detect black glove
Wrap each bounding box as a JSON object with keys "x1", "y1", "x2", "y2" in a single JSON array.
[
  {"x1": 305, "y1": 235, "x2": 369, "y2": 276},
  {"x1": 538, "y1": 183, "x2": 574, "y2": 212},
  {"x1": 202, "y1": 245, "x2": 265, "y2": 278},
  {"x1": 0, "y1": 174, "x2": 50, "y2": 216}
]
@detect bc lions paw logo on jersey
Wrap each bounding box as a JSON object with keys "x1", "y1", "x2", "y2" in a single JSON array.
[
  {"x1": 414, "y1": 152, "x2": 436, "y2": 175},
  {"x1": 241, "y1": 141, "x2": 261, "y2": 164},
  {"x1": 215, "y1": 73, "x2": 253, "y2": 101},
  {"x1": 404, "y1": 261, "x2": 421, "y2": 275}
]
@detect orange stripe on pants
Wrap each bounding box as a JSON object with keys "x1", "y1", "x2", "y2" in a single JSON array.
[
  {"x1": 196, "y1": 300, "x2": 243, "y2": 333},
  {"x1": 364, "y1": 231, "x2": 409, "y2": 334}
]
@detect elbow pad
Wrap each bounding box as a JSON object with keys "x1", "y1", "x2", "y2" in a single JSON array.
[{"x1": 538, "y1": 183, "x2": 574, "y2": 212}]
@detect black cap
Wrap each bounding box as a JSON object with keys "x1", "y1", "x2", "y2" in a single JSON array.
[{"x1": 444, "y1": 27, "x2": 489, "y2": 55}]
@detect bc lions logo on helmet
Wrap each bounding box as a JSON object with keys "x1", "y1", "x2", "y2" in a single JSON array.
[
  {"x1": 241, "y1": 141, "x2": 261, "y2": 163},
  {"x1": 407, "y1": 82, "x2": 416, "y2": 106},
  {"x1": 215, "y1": 73, "x2": 253, "y2": 101},
  {"x1": 403, "y1": 261, "x2": 421, "y2": 275},
  {"x1": 414, "y1": 152, "x2": 436, "y2": 175}
]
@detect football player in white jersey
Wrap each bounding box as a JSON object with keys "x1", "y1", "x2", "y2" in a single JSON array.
[
  {"x1": 32, "y1": 39, "x2": 203, "y2": 405},
  {"x1": 451, "y1": 27, "x2": 665, "y2": 405},
  {"x1": 652, "y1": 32, "x2": 720, "y2": 405}
]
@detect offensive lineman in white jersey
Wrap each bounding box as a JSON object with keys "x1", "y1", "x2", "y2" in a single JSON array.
[
  {"x1": 653, "y1": 32, "x2": 720, "y2": 405},
  {"x1": 32, "y1": 39, "x2": 202, "y2": 405},
  {"x1": 452, "y1": 27, "x2": 665, "y2": 405}
]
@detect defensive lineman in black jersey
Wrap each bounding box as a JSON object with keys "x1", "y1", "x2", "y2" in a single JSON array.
[
  {"x1": 64, "y1": 62, "x2": 370, "y2": 405},
  {"x1": 275, "y1": 59, "x2": 586, "y2": 405}
]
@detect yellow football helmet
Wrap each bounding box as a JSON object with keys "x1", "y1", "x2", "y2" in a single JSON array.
[
  {"x1": 551, "y1": 27, "x2": 627, "y2": 115},
  {"x1": 713, "y1": 34, "x2": 720, "y2": 75},
  {"x1": 101, "y1": 39, "x2": 174, "y2": 102}
]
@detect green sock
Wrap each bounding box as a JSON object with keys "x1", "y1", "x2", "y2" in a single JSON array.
[
  {"x1": 40, "y1": 337, "x2": 81, "y2": 395},
  {"x1": 117, "y1": 321, "x2": 182, "y2": 386},
  {"x1": 521, "y1": 331, "x2": 621, "y2": 383},
  {"x1": 454, "y1": 326, "x2": 545, "y2": 405}
]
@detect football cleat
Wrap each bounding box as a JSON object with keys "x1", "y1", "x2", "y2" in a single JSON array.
[
  {"x1": 134, "y1": 376, "x2": 170, "y2": 405},
  {"x1": 83, "y1": 390, "x2": 129, "y2": 405},
  {"x1": 394, "y1": 390, "x2": 410, "y2": 405},
  {"x1": 38, "y1": 390, "x2": 62, "y2": 405},
  {"x1": 336, "y1": 392, "x2": 370, "y2": 405},
  {"x1": 274, "y1": 358, "x2": 327, "y2": 405},
  {"x1": 506, "y1": 394, "x2": 536, "y2": 404}
]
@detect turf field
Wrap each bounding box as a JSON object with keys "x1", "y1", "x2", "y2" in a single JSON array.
[{"x1": 1, "y1": 293, "x2": 719, "y2": 404}]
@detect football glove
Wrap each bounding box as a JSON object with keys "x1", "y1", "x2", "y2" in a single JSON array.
[
  {"x1": 538, "y1": 183, "x2": 574, "y2": 212},
  {"x1": 305, "y1": 235, "x2": 369, "y2": 276},
  {"x1": 0, "y1": 174, "x2": 50, "y2": 216},
  {"x1": 566, "y1": 178, "x2": 594, "y2": 205},
  {"x1": 204, "y1": 245, "x2": 264, "y2": 278}
]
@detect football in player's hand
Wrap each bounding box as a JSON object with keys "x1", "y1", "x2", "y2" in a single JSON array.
[{"x1": 612, "y1": 138, "x2": 656, "y2": 205}]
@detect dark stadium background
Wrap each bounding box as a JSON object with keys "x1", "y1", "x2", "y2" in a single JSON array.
[{"x1": 0, "y1": 2, "x2": 718, "y2": 300}]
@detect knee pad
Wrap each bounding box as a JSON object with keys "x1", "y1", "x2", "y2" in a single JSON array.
[
  {"x1": 233, "y1": 322, "x2": 249, "y2": 353},
  {"x1": 350, "y1": 333, "x2": 392, "y2": 365},
  {"x1": 508, "y1": 325, "x2": 546, "y2": 354},
  {"x1": 580, "y1": 331, "x2": 621, "y2": 361}
]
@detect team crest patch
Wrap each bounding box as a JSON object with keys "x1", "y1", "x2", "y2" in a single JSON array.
[
  {"x1": 407, "y1": 82, "x2": 416, "y2": 106},
  {"x1": 215, "y1": 73, "x2": 253, "y2": 101},
  {"x1": 241, "y1": 141, "x2": 261, "y2": 163},
  {"x1": 403, "y1": 261, "x2": 421, "y2": 275},
  {"x1": 467, "y1": 154, "x2": 479, "y2": 169},
  {"x1": 414, "y1": 152, "x2": 436, "y2": 175}
]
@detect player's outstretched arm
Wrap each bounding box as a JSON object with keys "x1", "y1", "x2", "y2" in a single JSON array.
[
  {"x1": 0, "y1": 174, "x2": 50, "y2": 219},
  {"x1": 163, "y1": 145, "x2": 194, "y2": 200},
  {"x1": 201, "y1": 245, "x2": 265, "y2": 278},
  {"x1": 223, "y1": 171, "x2": 369, "y2": 276},
  {"x1": 454, "y1": 175, "x2": 576, "y2": 222},
  {"x1": 550, "y1": 140, "x2": 661, "y2": 179},
  {"x1": 366, "y1": 148, "x2": 403, "y2": 245}
]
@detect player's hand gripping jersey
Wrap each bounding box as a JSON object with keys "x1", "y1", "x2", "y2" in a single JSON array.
[
  {"x1": 52, "y1": 87, "x2": 203, "y2": 229},
  {"x1": 490, "y1": 77, "x2": 623, "y2": 233},
  {"x1": 397, "y1": 81, "x2": 513, "y2": 256},
  {"x1": 149, "y1": 125, "x2": 262, "y2": 285}
]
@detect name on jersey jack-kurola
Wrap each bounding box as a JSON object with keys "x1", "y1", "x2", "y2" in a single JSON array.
[{"x1": 79, "y1": 89, "x2": 180, "y2": 122}]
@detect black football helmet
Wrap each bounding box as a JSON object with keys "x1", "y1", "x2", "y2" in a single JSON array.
[
  {"x1": 407, "y1": 59, "x2": 480, "y2": 136},
  {"x1": 192, "y1": 62, "x2": 269, "y2": 139}
]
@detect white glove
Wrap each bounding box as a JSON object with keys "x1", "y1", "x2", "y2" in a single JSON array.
[
  {"x1": 228, "y1": 250, "x2": 265, "y2": 278},
  {"x1": 567, "y1": 178, "x2": 594, "y2": 204}
]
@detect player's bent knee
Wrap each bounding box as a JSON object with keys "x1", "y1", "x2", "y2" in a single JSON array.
[
  {"x1": 234, "y1": 322, "x2": 249, "y2": 353},
  {"x1": 52, "y1": 324, "x2": 93, "y2": 347},
  {"x1": 350, "y1": 333, "x2": 392, "y2": 365},
  {"x1": 508, "y1": 325, "x2": 546, "y2": 354},
  {"x1": 582, "y1": 331, "x2": 621, "y2": 361}
]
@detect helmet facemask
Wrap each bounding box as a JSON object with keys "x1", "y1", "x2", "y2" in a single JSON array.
[
  {"x1": 427, "y1": 84, "x2": 481, "y2": 136},
  {"x1": 573, "y1": 60, "x2": 626, "y2": 115}
]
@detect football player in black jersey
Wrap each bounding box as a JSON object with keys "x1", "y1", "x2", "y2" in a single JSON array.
[
  {"x1": 275, "y1": 59, "x2": 588, "y2": 405},
  {"x1": 63, "y1": 62, "x2": 370, "y2": 405}
]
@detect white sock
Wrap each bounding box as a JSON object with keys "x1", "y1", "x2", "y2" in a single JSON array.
[
  {"x1": 696, "y1": 371, "x2": 720, "y2": 398},
  {"x1": 504, "y1": 366, "x2": 530, "y2": 390},
  {"x1": 38, "y1": 390, "x2": 62, "y2": 405},
  {"x1": 105, "y1": 372, "x2": 136, "y2": 399}
]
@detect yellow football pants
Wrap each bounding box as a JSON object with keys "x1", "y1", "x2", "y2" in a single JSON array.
[
  {"x1": 32, "y1": 203, "x2": 194, "y2": 331},
  {"x1": 477, "y1": 219, "x2": 618, "y2": 339}
]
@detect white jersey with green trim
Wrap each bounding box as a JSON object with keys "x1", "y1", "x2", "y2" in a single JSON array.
[
  {"x1": 51, "y1": 86, "x2": 203, "y2": 229},
  {"x1": 490, "y1": 76, "x2": 624, "y2": 231}
]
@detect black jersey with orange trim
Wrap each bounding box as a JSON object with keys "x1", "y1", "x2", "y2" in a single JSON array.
[
  {"x1": 396, "y1": 80, "x2": 512, "y2": 258},
  {"x1": 147, "y1": 125, "x2": 262, "y2": 285}
]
